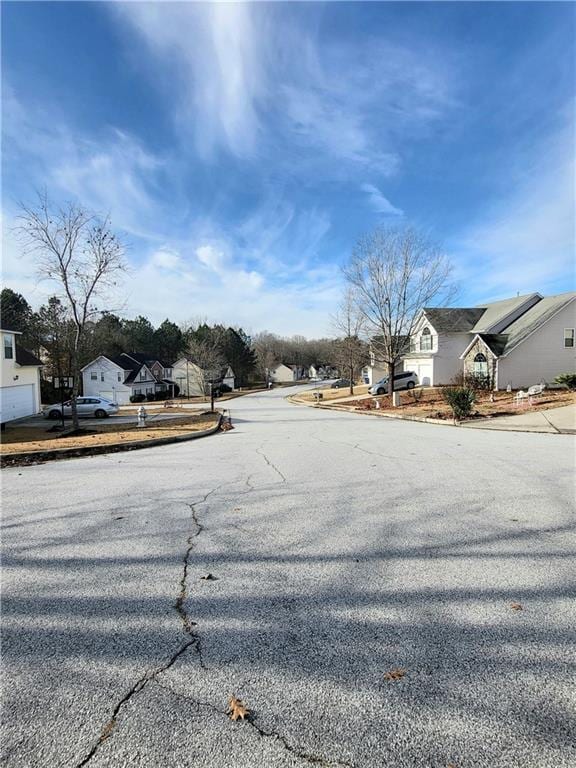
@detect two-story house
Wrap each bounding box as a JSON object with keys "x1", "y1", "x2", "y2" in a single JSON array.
[
  {"x1": 402, "y1": 292, "x2": 575, "y2": 389},
  {"x1": 268, "y1": 363, "x2": 307, "y2": 383},
  {"x1": 81, "y1": 353, "x2": 176, "y2": 404},
  {"x1": 172, "y1": 358, "x2": 235, "y2": 396},
  {"x1": 0, "y1": 325, "x2": 43, "y2": 424}
]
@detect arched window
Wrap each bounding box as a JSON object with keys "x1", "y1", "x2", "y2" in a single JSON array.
[
  {"x1": 473, "y1": 352, "x2": 488, "y2": 376},
  {"x1": 420, "y1": 327, "x2": 432, "y2": 351}
]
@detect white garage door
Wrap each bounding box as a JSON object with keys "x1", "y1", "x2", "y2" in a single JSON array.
[
  {"x1": 0, "y1": 384, "x2": 36, "y2": 423},
  {"x1": 415, "y1": 364, "x2": 433, "y2": 387}
]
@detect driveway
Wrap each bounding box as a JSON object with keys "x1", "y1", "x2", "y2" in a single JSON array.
[{"x1": 2, "y1": 387, "x2": 574, "y2": 768}]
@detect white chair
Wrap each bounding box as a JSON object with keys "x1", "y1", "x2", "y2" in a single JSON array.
[
  {"x1": 514, "y1": 390, "x2": 529, "y2": 407},
  {"x1": 528, "y1": 384, "x2": 545, "y2": 404}
]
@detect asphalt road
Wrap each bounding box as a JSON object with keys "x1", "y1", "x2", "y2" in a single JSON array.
[{"x1": 2, "y1": 386, "x2": 575, "y2": 768}]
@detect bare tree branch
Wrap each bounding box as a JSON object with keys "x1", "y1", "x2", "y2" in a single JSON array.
[
  {"x1": 16, "y1": 193, "x2": 125, "y2": 429},
  {"x1": 343, "y1": 226, "x2": 457, "y2": 394}
]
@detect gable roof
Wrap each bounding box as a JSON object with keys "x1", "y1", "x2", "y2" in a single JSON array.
[
  {"x1": 460, "y1": 292, "x2": 576, "y2": 358},
  {"x1": 15, "y1": 344, "x2": 43, "y2": 367},
  {"x1": 459, "y1": 333, "x2": 509, "y2": 359},
  {"x1": 423, "y1": 293, "x2": 549, "y2": 337},
  {"x1": 422, "y1": 308, "x2": 484, "y2": 333},
  {"x1": 122, "y1": 352, "x2": 172, "y2": 369},
  {"x1": 498, "y1": 292, "x2": 576, "y2": 355},
  {"x1": 471, "y1": 293, "x2": 541, "y2": 333}
]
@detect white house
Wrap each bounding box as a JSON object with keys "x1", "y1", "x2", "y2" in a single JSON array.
[
  {"x1": 402, "y1": 292, "x2": 575, "y2": 389},
  {"x1": 0, "y1": 326, "x2": 43, "y2": 424},
  {"x1": 268, "y1": 363, "x2": 307, "y2": 383},
  {"x1": 172, "y1": 359, "x2": 235, "y2": 397},
  {"x1": 309, "y1": 364, "x2": 338, "y2": 380},
  {"x1": 81, "y1": 353, "x2": 175, "y2": 404}
]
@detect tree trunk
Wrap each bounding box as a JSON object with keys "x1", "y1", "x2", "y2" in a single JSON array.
[
  {"x1": 387, "y1": 361, "x2": 395, "y2": 396},
  {"x1": 349, "y1": 364, "x2": 354, "y2": 396},
  {"x1": 70, "y1": 326, "x2": 82, "y2": 431}
]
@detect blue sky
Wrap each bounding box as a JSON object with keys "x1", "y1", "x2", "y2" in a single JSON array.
[{"x1": 2, "y1": 1, "x2": 574, "y2": 336}]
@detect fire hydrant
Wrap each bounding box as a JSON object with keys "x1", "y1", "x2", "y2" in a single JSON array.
[{"x1": 137, "y1": 405, "x2": 147, "y2": 428}]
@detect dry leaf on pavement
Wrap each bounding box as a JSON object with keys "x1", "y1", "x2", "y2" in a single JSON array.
[
  {"x1": 510, "y1": 602, "x2": 523, "y2": 611},
  {"x1": 227, "y1": 696, "x2": 250, "y2": 721},
  {"x1": 384, "y1": 668, "x2": 406, "y2": 681}
]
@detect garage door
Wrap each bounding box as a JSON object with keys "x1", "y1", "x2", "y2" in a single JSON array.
[
  {"x1": 414, "y1": 364, "x2": 433, "y2": 387},
  {"x1": 0, "y1": 384, "x2": 36, "y2": 423}
]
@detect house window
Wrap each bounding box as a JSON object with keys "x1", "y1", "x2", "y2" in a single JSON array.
[
  {"x1": 564, "y1": 329, "x2": 575, "y2": 348},
  {"x1": 117, "y1": 372, "x2": 122, "y2": 382},
  {"x1": 101, "y1": 372, "x2": 105, "y2": 382},
  {"x1": 91, "y1": 371, "x2": 97, "y2": 381},
  {"x1": 3, "y1": 334, "x2": 13, "y2": 359},
  {"x1": 140, "y1": 370, "x2": 147, "y2": 380},
  {"x1": 420, "y1": 328, "x2": 432, "y2": 352},
  {"x1": 473, "y1": 353, "x2": 488, "y2": 376}
]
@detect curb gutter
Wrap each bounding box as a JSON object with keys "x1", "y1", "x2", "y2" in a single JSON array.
[
  {"x1": 287, "y1": 395, "x2": 572, "y2": 434},
  {"x1": 1, "y1": 414, "x2": 223, "y2": 467}
]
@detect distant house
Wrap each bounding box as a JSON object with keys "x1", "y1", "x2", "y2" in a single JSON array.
[
  {"x1": 0, "y1": 325, "x2": 43, "y2": 424},
  {"x1": 402, "y1": 292, "x2": 575, "y2": 389},
  {"x1": 361, "y1": 340, "x2": 408, "y2": 386},
  {"x1": 81, "y1": 353, "x2": 176, "y2": 404},
  {"x1": 172, "y1": 359, "x2": 235, "y2": 397},
  {"x1": 308, "y1": 364, "x2": 338, "y2": 380},
  {"x1": 268, "y1": 363, "x2": 307, "y2": 383}
]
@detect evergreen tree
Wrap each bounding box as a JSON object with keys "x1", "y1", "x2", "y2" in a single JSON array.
[
  {"x1": 154, "y1": 319, "x2": 184, "y2": 362},
  {"x1": 122, "y1": 315, "x2": 156, "y2": 353},
  {"x1": 222, "y1": 328, "x2": 257, "y2": 386}
]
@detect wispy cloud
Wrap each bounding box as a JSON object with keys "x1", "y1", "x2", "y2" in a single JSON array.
[
  {"x1": 361, "y1": 183, "x2": 403, "y2": 216},
  {"x1": 3, "y1": 87, "x2": 167, "y2": 240},
  {"x1": 451, "y1": 120, "x2": 575, "y2": 298},
  {"x1": 113, "y1": 2, "x2": 266, "y2": 159},
  {"x1": 113, "y1": 3, "x2": 456, "y2": 174}
]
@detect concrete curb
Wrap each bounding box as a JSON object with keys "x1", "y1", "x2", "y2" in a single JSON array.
[
  {"x1": 0, "y1": 414, "x2": 223, "y2": 467},
  {"x1": 287, "y1": 395, "x2": 574, "y2": 434}
]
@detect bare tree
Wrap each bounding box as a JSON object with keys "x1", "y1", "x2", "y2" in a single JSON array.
[
  {"x1": 344, "y1": 226, "x2": 455, "y2": 395},
  {"x1": 17, "y1": 193, "x2": 125, "y2": 429},
  {"x1": 186, "y1": 337, "x2": 225, "y2": 398},
  {"x1": 331, "y1": 289, "x2": 368, "y2": 396}
]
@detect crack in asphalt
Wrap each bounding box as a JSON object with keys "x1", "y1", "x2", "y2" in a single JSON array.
[
  {"x1": 151, "y1": 680, "x2": 356, "y2": 768},
  {"x1": 311, "y1": 432, "x2": 393, "y2": 461},
  {"x1": 75, "y1": 483, "x2": 225, "y2": 767},
  {"x1": 76, "y1": 641, "x2": 196, "y2": 767},
  {"x1": 256, "y1": 445, "x2": 287, "y2": 483}
]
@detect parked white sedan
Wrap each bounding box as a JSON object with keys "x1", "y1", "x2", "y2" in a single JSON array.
[{"x1": 43, "y1": 397, "x2": 119, "y2": 420}]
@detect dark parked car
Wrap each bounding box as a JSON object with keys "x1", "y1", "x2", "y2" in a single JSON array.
[{"x1": 331, "y1": 379, "x2": 352, "y2": 389}]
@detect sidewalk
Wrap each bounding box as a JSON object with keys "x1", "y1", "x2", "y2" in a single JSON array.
[{"x1": 463, "y1": 403, "x2": 575, "y2": 434}]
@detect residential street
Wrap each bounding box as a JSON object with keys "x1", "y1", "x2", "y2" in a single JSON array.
[{"x1": 2, "y1": 385, "x2": 574, "y2": 768}]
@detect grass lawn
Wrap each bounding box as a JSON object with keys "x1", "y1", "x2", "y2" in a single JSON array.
[
  {"x1": 119, "y1": 387, "x2": 269, "y2": 410},
  {"x1": 296, "y1": 384, "x2": 370, "y2": 402},
  {"x1": 346, "y1": 387, "x2": 575, "y2": 419},
  {"x1": 1, "y1": 413, "x2": 220, "y2": 454}
]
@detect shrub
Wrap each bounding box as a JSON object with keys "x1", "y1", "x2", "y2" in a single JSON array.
[
  {"x1": 554, "y1": 373, "x2": 576, "y2": 391},
  {"x1": 129, "y1": 394, "x2": 146, "y2": 403},
  {"x1": 408, "y1": 386, "x2": 424, "y2": 403},
  {"x1": 218, "y1": 383, "x2": 232, "y2": 393},
  {"x1": 442, "y1": 386, "x2": 476, "y2": 421},
  {"x1": 464, "y1": 372, "x2": 492, "y2": 391},
  {"x1": 146, "y1": 393, "x2": 156, "y2": 402},
  {"x1": 154, "y1": 391, "x2": 169, "y2": 401}
]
